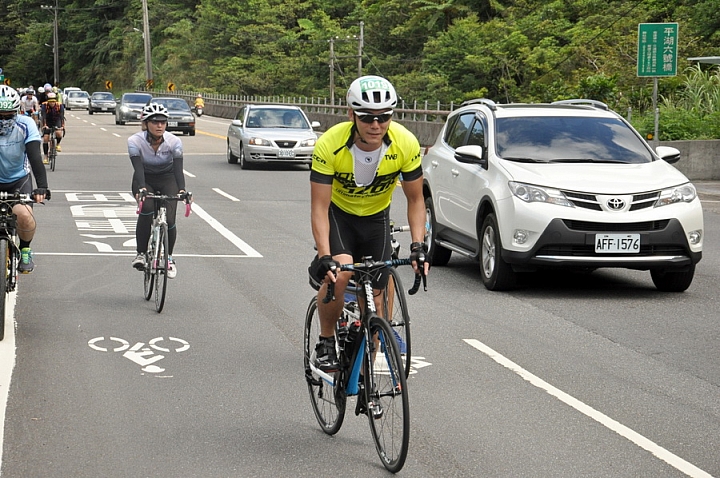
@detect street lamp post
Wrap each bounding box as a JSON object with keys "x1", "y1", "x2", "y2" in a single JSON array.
[{"x1": 40, "y1": 0, "x2": 60, "y2": 86}]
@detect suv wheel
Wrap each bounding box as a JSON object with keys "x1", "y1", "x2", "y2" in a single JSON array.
[
  {"x1": 479, "y1": 213, "x2": 516, "y2": 291},
  {"x1": 650, "y1": 266, "x2": 695, "y2": 292},
  {"x1": 424, "y1": 196, "x2": 451, "y2": 266}
]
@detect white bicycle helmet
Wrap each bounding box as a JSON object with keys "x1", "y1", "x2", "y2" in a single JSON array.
[
  {"x1": 346, "y1": 75, "x2": 398, "y2": 110},
  {"x1": 38, "y1": 86, "x2": 45, "y2": 93},
  {"x1": 141, "y1": 103, "x2": 170, "y2": 121},
  {"x1": 0, "y1": 86, "x2": 21, "y2": 112}
]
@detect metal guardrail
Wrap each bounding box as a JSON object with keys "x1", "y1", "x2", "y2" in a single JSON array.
[{"x1": 143, "y1": 89, "x2": 455, "y2": 123}]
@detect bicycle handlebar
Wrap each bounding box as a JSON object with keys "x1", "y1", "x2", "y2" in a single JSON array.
[
  {"x1": 137, "y1": 191, "x2": 193, "y2": 217},
  {"x1": 0, "y1": 192, "x2": 34, "y2": 204},
  {"x1": 322, "y1": 257, "x2": 426, "y2": 304}
]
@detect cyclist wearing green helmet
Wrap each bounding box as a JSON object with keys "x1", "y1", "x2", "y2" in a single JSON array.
[{"x1": 0, "y1": 85, "x2": 51, "y2": 273}]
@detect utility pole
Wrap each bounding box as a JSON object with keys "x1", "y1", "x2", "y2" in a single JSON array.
[
  {"x1": 329, "y1": 38, "x2": 335, "y2": 106},
  {"x1": 358, "y1": 21, "x2": 363, "y2": 77},
  {"x1": 40, "y1": 0, "x2": 60, "y2": 86},
  {"x1": 141, "y1": 0, "x2": 153, "y2": 87}
]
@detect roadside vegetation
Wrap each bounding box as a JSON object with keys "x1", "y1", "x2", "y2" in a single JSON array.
[{"x1": 2, "y1": 0, "x2": 719, "y2": 139}]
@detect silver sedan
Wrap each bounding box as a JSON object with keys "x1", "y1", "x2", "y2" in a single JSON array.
[{"x1": 226, "y1": 104, "x2": 320, "y2": 169}]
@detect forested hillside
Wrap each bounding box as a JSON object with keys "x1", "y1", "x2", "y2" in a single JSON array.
[{"x1": 2, "y1": 0, "x2": 720, "y2": 137}]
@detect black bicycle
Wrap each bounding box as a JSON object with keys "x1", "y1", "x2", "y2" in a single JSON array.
[
  {"x1": 0, "y1": 192, "x2": 46, "y2": 341},
  {"x1": 45, "y1": 126, "x2": 61, "y2": 172},
  {"x1": 304, "y1": 257, "x2": 424, "y2": 473},
  {"x1": 137, "y1": 192, "x2": 191, "y2": 313}
]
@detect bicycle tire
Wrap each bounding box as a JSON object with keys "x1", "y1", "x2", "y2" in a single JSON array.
[
  {"x1": 304, "y1": 296, "x2": 345, "y2": 434},
  {"x1": 383, "y1": 267, "x2": 412, "y2": 377},
  {"x1": 49, "y1": 137, "x2": 56, "y2": 172},
  {"x1": 0, "y1": 239, "x2": 8, "y2": 341},
  {"x1": 143, "y1": 250, "x2": 154, "y2": 301},
  {"x1": 365, "y1": 315, "x2": 410, "y2": 473},
  {"x1": 154, "y1": 223, "x2": 169, "y2": 313}
]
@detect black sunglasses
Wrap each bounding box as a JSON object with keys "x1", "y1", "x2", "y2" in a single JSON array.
[
  {"x1": 148, "y1": 119, "x2": 167, "y2": 125},
  {"x1": 354, "y1": 110, "x2": 393, "y2": 124}
]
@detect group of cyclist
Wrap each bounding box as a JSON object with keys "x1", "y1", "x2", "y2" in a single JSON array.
[
  {"x1": 18, "y1": 83, "x2": 66, "y2": 164},
  {"x1": 2, "y1": 74, "x2": 427, "y2": 333}
]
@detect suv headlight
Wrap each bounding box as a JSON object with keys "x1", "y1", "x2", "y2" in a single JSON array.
[
  {"x1": 509, "y1": 181, "x2": 574, "y2": 207},
  {"x1": 655, "y1": 183, "x2": 697, "y2": 207}
]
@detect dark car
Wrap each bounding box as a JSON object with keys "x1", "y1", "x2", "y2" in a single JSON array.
[
  {"x1": 88, "y1": 91, "x2": 117, "y2": 114},
  {"x1": 147, "y1": 97, "x2": 196, "y2": 136},
  {"x1": 115, "y1": 92, "x2": 153, "y2": 125}
]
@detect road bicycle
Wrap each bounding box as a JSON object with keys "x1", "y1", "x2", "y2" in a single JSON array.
[
  {"x1": 137, "y1": 191, "x2": 192, "y2": 313},
  {"x1": 45, "y1": 126, "x2": 61, "y2": 172},
  {"x1": 0, "y1": 192, "x2": 48, "y2": 341},
  {"x1": 304, "y1": 256, "x2": 424, "y2": 473}
]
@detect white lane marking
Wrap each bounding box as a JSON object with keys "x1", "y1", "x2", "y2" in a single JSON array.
[
  {"x1": 463, "y1": 339, "x2": 713, "y2": 478},
  {"x1": 0, "y1": 292, "x2": 17, "y2": 472},
  {"x1": 191, "y1": 203, "x2": 262, "y2": 257},
  {"x1": 183, "y1": 170, "x2": 196, "y2": 178},
  {"x1": 213, "y1": 188, "x2": 240, "y2": 201}
]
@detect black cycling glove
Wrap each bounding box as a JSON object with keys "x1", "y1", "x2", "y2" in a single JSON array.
[
  {"x1": 312, "y1": 254, "x2": 339, "y2": 283},
  {"x1": 409, "y1": 242, "x2": 427, "y2": 271},
  {"x1": 32, "y1": 188, "x2": 51, "y2": 200}
]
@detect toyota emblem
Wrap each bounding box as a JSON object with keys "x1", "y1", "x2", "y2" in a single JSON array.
[{"x1": 607, "y1": 198, "x2": 625, "y2": 210}]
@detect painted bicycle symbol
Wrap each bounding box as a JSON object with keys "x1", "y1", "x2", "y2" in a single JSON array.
[{"x1": 88, "y1": 336, "x2": 189, "y2": 374}]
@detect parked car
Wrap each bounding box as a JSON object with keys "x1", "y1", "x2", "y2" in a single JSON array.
[
  {"x1": 146, "y1": 97, "x2": 195, "y2": 136},
  {"x1": 88, "y1": 91, "x2": 117, "y2": 114},
  {"x1": 226, "y1": 104, "x2": 320, "y2": 169},
  {"x1": 422, "y1": 98, "x2": 704, "y2": 292},
  {"x1": 115, "y1": 92, "x2": 153, "y2": 125},
  {"x1": 64, "y1": 90, "x2": 89, "y2": 110}
]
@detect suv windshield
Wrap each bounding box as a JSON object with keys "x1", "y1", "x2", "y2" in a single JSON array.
[
  {"x1": 495, "y1": 116, "x2": 653, "y2": 164},
  {"x1": 93, "y1": 93, "x2": 114, "y2": 100}
]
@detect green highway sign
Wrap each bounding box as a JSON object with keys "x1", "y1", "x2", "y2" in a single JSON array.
[{"x1": 637, "y1": 23, "x2": 678, "y2": 77}]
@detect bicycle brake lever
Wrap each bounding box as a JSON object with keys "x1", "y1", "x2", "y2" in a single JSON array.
[{"x1": 323, "y1": 282, "x2": 336, "y2": 304}]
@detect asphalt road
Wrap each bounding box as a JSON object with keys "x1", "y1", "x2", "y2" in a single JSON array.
[{"x1": 0, "y1": 111, "x2": 718, "y2": 477}]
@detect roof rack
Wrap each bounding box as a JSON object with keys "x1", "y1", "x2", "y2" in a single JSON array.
[
  {"x1": 551, "y1": 99, "x2": 609, "y2": 110},
  {"x1": 459, "y1": 98, "x2": 497, "y2": 111}
]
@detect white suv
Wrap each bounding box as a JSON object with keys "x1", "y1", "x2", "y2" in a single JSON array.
[{"x1": 422, "y1": 99, "x2": 703, "y2": 291}]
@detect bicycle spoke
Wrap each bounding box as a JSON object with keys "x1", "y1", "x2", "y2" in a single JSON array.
[{"x1": 384, "y1": 268, "x2": 412, "y2": 377}]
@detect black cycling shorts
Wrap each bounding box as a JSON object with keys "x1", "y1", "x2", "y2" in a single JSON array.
[
  {"x1": 0, "y1": 175, "x2": 33, "y2": 196},
  {"x1": 328, "y1": 202, "x2": 391, "y2": 289}
]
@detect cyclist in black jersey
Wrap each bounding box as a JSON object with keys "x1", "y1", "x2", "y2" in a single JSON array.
[{"x1": 309, "y1": 76, "x2": 429, "y2": 371}]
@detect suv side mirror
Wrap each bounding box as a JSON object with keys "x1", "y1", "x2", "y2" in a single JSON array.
[
  {"x1": 454, "y1": 145, "x2": 487, "y2": 168},
  {"x1": 656, "y1": 146, "x2": 680, "y2": 164},
  {"x1": 231, "y1": 119, "x2": 243, "y2": 127},
  {"x1": 311, "y1": 121, "x2": 321, "y2": 129}
]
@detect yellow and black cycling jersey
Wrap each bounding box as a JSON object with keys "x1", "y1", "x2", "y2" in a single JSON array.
[{"x1": 310, "y1": 121, "x2": 422, "y2": 217}]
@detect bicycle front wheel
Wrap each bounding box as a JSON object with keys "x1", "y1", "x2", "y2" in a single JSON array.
[
  {"x1": 154, "y1": 224, "x2": 169, "y2": 312},
  {"x1": 365, "y1": 315, "x2": 410, "y2": 473},
  {"x1": 49, "y1": 139, "x2": 56, "y2": 171},
  {"x1": 0, "y1": 239, "x2": 8, "y2": 341},
  {"x1": 383, "y1": 267, "x2": 412, "y2": 377},
  {"x1": 304, "y1": 296, "x2": 345, "y2": 434}
]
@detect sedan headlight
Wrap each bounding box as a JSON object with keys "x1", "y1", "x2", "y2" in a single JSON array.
[
  {"x1": 120, "y1": 105, "x2": 130, "y2": 112},
  {"x1": 655, "y1": 183, "x2": 697, "y2": 207},
  {"x1": 509, "y1": 181, "x2": 574, "y2": 207},
  {"x1": 299, "y1": 138, "x2": 317, "y2": 147},
  {"x1": 249, "y1": 137, "x2": 272, "y2": 146}
]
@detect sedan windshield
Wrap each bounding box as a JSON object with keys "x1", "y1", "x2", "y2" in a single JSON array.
[
  {"x1": 495, "y1": 116, "x2": 653, "y2": 164},
  {"x1": 246, "y1": 109, "x2": 309, "y2": 129}
]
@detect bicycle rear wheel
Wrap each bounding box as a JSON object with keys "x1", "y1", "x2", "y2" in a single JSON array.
[
  {"x1": 0, "y1": 239, "x2": 8, "y2": 341},
  {"x1": 383, "y1": 267, "x2": 411, "y2": 377},
  {"x1": 304, "y1": 296, "x2": 345, "y2": 434},
  {"x1": 154, "y1": 224, "x2": 169, "y2": 312},
  {"x1": 365, "y1": 316, "x2": 410, "y2": 473}
]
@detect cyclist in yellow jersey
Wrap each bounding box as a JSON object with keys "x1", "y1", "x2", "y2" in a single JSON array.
[{"x1": 309, "y1": 75, "x2": 429, "y2": 372}]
